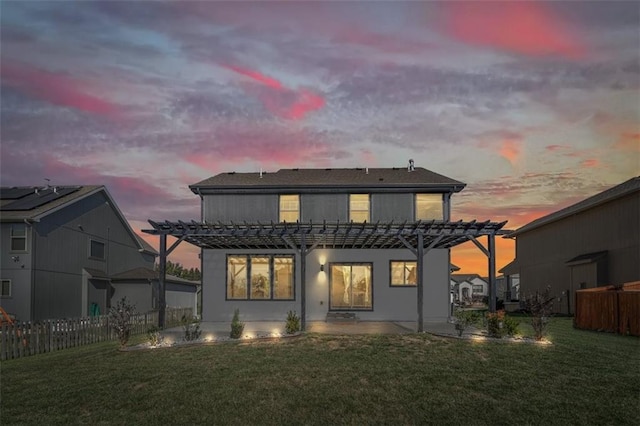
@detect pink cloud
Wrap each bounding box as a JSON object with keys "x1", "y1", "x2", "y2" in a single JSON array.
[
  {"x1": 499, "y1": 139, "x2": 522, "y2": 167},
  {"x1": 614, "y1": 133, "x2": 640, "y2": 152},
  {"x1": 440, "y1": 1, "x2": 587, "y2": 60},
  {"x1": 333, "y1": 27, "x2": 434, "y2": 54},
  {"x1": 580, "y1": 159, "x2": 600, "y2": 168},
  {"x1": 0, "y1": 62, "x2": 121, "y2": 116},
  {"x1": 222, "y1": 63, "x2": 325, "y2": 120}
]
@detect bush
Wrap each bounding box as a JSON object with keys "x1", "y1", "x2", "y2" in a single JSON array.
[
  {"x1": 523, "y1": 287, "x2": 555, "y2": 341},
  {"x1": 503, "y1": 315, "x2": 520, "y2": 337},
  {"x1": 147, "y1": 325, "x2": 162, "y2": 346},
  {"x1": 486, "y1": 310, "x2": 506, "y2": 338},
  {"x1": 285, "y1": 310, "x2": 301, "y2": 334},
  {"x1": 453, "y1": 309, "x2": 481, "y2": 337},
  {"x1": 230, "y1": 309, "x2": 245, "y2": 339},
  {"x1": 108, "y1": 297, "x2": 136, "y2": 348},
  {"x1": 181, "y1": 315, "x2": 202, "y2": 341}
]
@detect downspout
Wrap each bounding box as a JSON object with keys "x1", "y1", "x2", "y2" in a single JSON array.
[
  {"x1": 197, "y1": 187, "x2": 204, "y2": 318},
  {"x1": 444, "y1": 193, "x2": 452, "y2": 320}
]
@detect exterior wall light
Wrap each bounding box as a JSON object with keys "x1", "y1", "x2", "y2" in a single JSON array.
[{"x1": 320, "y1": 264, "x2": 325, "y2": 272}]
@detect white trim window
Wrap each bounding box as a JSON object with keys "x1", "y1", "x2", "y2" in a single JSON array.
[
  {"x1": 279, "y1": 195, "x2": 300, "y2": 223},
  {"x1": 1, "y1": 279, "x2": 11, "y2": 298},
  {"x1": 10, "y1": 225, "x2": 27, "y2": 252},
  {"x1": 415, "y1": 194, "x2": 443, "y2": 220},
  {"x1": 349, "y1": 194, "x2": 370, "y2": 222}
]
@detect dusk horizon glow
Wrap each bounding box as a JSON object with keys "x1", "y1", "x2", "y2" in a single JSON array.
[{"x1": 1, "y1": 1, "x2": 638, "y2": 275}]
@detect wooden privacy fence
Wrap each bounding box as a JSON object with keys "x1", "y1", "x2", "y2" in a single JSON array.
[
  {"x1": 0, "y1": 307, "x2": 192, "y2": 360},
  {"x1": 575, "y1": 281, "x2": 640, "y2": 336}
]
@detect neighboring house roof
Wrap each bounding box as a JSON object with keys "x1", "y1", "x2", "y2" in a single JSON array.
[
  {"x1": 84, "y1": 268, "x2": 110, "y2": 279},
  {"x1": 191, "y1": 167, "x2": 466, "y2": 193},
  {"x1": 451, "y1": 274, "x2": 485, "y2": 284},
  {"x1": 508, "y1": 176, "x2": 640, "y2": 237},
  {"x1": 0, "y1": 185, "x2": 155, "y2": 256},
  {"x1": 450, "y1": 263, "x2": 461, "y2": 272},
  {"x1": 565, "y1": 251, "x2": 608, "y2": 266},
  {"x1": 499, "y1": 260, "x2": 519, "y2": 275},
  {"x1": 110, "y1": 267, "x2": 200, "y2": 287}
]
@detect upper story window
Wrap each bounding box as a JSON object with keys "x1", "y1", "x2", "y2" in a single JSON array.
[
  {"x1": 349, "y1": 194, "x2": 370, "y2": 222},
  {"x1": 1, "y1": 279, "x2": 11, "y2": 298},
  {"x1": 90, "y1": 239, "x2": 105, "y2": 260},
  {"x1": 10, "y1": 225, "x2": 27, "y2": 252},
  {"x1": 415, "y1": 194, "x2": 443, "y2": 220},
  {"x1": 279, "y1": 195, "x2": 300, "y2": 222}
]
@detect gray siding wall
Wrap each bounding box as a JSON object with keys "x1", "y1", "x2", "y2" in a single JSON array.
[
  {"x1": 111, "y1": 283, "x2": 153, "y2": 313},
  {"x1": 29, "y1": 192, "x2": 154, "y2": 320},
  {"x1": 371, "y1": 193, "x2": 414, "y2": 222},
  {"x1": 300, "y1": 194, "x2": 348, "y2": 222},
  {"x1": 0, "y1": 223, "x2": 33, "y2": 320},
  {"x1": 166, "y1": 287, "x2": 198, "y2": 312},
  {"x1": 202, "y1": 192, "x2": 447, "y2": 223},
  {"x1": 202, "y1": 247, "x2": 450, "y2": 324},
  {"x1": 204, "y1": 194, "x2": 278, "y2": 222},
  {"x1": 516, "y1": 192, "x2": 640, "y2": 314}
]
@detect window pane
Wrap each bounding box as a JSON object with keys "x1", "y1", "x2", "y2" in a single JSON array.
[
  {"x1": 250, "y1": 257, "x2": 271, "y2": 299},
  {"x1": 391, "y1": 261, "x2": 417, "y2": 286},
  {"x1": 350, "y1": 194, "x2": 369, "y2": 222},
  {"x1": 1, "y1": 280, "x2": 10, "y2": 297},
  {"x1": 416, "y1": 194, "x2": 443, "y2": 220},
  {"x1": 11, "y1": 226, "x2": 26, "y2": 237},
  {"x1": 90, "y1": 240, "x2": 105, "y2": 259},
  {"x1": 11, "y1": 237, "x2": 26, "y2": 251},
  {"x1": 274, "y1": 257, "x2": 294, "y2": 299},
  {"x1": 279, "y1": 195, "x2": 299, "y2": 222},
  {"x1": 227, "y1": 256, "x2": 248, "y2": 299},
  {"x1": 330, "y1": 264, "x2": 372, "y2": 310}
]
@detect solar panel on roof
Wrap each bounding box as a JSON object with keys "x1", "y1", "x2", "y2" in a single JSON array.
[
  {"x1": 0, "y1": 187, "x2": 35, "y2": 200},
  {"x1": 1, "y1": 187, "x2": 80, "y2": 211}
]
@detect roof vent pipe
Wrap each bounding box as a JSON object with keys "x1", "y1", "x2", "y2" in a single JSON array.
[
  {"x1": 259, "y1": 168, "x2": 263, "y2": 178},
  {"x1": 366, "y1": 167, "x2": 369, "y2": 174},
  {"x1": 408, "y1": 159, "x2": 415, "y2": 172}
]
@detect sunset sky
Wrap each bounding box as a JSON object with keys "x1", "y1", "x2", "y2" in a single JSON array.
[{"x1": 1, "y1": 1, "x2": 638, "y2": 275}]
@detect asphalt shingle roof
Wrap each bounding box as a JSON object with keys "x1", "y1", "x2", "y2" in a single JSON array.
[
  {"x1": 110, "y1": 267, "x2": 200, "y2": 286},
  {"x1": 191, "y1": 167, "x2": 465, "y2": 191}
]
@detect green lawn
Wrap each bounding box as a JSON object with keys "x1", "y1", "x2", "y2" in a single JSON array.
[{"x1": 2, "y1": 318, "x2": 638, "y2": 425}]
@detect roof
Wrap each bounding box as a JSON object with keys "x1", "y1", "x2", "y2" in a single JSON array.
[
  {"x1": 84, "y1": 268, "x2": 110, "y2": 279},
  {"x1": 566, "y1": 251, "x2": 607, "y2": 266},
  {"x1": 451, "y1": 274, "x2": 485, "y2": 284},
  {"x1": 508, "y1": 176, "x2": 640, "y2": 237},
  {"x1": 110, "y1": 267, "x2": 200, "y2": 286},
  {"x1": 498, "y1": 260, "x2": 519, "y2": 275},
  {"x1": 191, "y1": 167, "x2": 466, "y2": 193},
  {"x1": 0, "y1": 186, "x2": 102, "y2": 221},
  {"x1": 136, "y1": 236, "x2": 158, "y2": 256}
]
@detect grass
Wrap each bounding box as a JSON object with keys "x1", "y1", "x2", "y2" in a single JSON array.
[{"x1": 1, "y1": 318, "x2": 638, "y2": 425}]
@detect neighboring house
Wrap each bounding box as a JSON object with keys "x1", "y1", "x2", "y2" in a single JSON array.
[
  {"x1": 450, "y1": 274, "x2": 488, "y2": 304},
  {"x1": 495, "y1": 274, "x2": 520, "y2": 302},
  {"x1": 504, "y1": 176, "x2": 639, "y2": 314},
  {"x1": 110, "y1": 267, "x2": 199, "y2": 314},
  {"x1": 145, "y1": 166, "x2": 508, "y2": 330},
  {"x1": 0, "y1": 185, "x2": 158, "y2": 321}
]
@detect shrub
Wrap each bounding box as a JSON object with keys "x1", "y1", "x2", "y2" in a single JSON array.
[
  {"x1": 230, "y1": 309, "x2": 245, "y2": 339},
  {"x1": 503, "y1": 315, "x2": 520, "y2": 337},
  {"x1": 453, "y1": 309, "x2": 481, "y2": 337},
  {"x1": 523, "y1": 287, "x2": 555, "y2": 341},
  {"x1": 147, "y1": 325, "x2": 162, "y2": 346},
  {"x1": 285, "y1": 310, "x2": 301, "y2": 334},
  {"x1": 108, "y1": 297, "x2": 136, "y2": 348},
  {"x1": 486, "y1": 310, "x2": 506, "y2": 338},
  {"x1": 181, "y1": 315, "x2": 202, "y2": 341}
]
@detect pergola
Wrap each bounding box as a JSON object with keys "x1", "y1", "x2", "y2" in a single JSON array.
[{"x1": 143, "y1": 219, "x2": 510, "y2": 330}]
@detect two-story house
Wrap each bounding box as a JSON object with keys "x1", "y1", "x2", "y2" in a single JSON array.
[
  {"x1": 0, "y1": 185, "x2": 163, "y2": 321},
  {"x1": 145, "y1": 166, "x2": 507, "y2": 330}
]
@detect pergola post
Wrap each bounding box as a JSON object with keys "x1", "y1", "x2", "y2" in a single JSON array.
[
  {"x1": 417, "y1": 233, "x2": 424, "y2": 332},
  {"x1": 158, "y1": 233, "x2": 167, "y2": 328},
  {"x1": 300, "y1": 233, "x2": 307, "y2": 331},
  {"x1": 488, "y1": 233, "x2": 496, "y2": 313}
]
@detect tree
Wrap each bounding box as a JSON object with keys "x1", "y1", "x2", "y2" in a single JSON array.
[{"x1": 155, "y1": 260, "x2": 201, "y2": 281}]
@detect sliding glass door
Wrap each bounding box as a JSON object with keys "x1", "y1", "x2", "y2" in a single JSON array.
[{"x1": 330, "y1": 263, "x2": 372, "y2": 310}]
